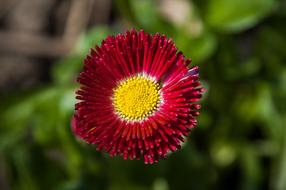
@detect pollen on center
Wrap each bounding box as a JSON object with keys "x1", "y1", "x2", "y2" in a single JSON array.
[{"x1": 113, "y1": 75, "x2": 161, "y2": 121}]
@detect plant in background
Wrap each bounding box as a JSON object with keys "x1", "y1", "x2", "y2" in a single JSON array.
[
  {"x1": 72, "y1": 29, "x2": 204, "y2": 164},
  {"x1": 1, "y1": 0, "x2": 286, "y2": 189}
]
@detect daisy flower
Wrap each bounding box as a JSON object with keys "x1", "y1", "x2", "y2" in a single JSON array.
[{"x1": 72, "y1": 29, "x2": 204, "y2": 164}]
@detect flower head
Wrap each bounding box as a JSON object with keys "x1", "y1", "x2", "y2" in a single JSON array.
[{"x1": 72, "y1": 29, "x2": 204, "y2": 164}]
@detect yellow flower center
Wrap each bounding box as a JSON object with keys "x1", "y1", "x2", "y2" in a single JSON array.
[{"x1": 113, "y1": 75, "x2": 161, "y2": 121}]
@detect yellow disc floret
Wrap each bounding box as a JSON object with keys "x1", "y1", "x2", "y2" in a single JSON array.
[{"x1": 113, "y1": 75, "x2": 161, "y2": 121}]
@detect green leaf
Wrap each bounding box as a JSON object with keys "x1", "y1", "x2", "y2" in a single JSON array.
[
  {"x1": 75, "y1": 27, "x2": 110, "y2": 56},
  {"x1": 130, "y1": 0, "x2": 160, "y2": 28},
  {"x1": 205, "y1": 0, "x2": 277, "y2": 32},
  {"x1": 52, "y1": 56, "x2": 82, "y2": 85},
  {"x1": 52, "y1": 27, "x2": 110, "y2": 85},
  {"x1": 174, "y1": 31, "x2": 217, "y2": 63},
  {"x1": 129, "y1": 0, "x2": 173, "y2": 33}
]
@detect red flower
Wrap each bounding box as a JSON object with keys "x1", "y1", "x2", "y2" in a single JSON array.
[{"x1": 72, "y1": 29, "x2": 204, "y2": 164}]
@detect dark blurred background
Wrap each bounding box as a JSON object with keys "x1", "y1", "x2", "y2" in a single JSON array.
[{"x1": 0, "y1": 0, "x2": 286, "y2": 189}]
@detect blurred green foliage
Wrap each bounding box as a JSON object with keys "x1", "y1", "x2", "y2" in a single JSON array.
[{"x1": 1, "y1": 0, "x2": 286, "y2": 189}]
